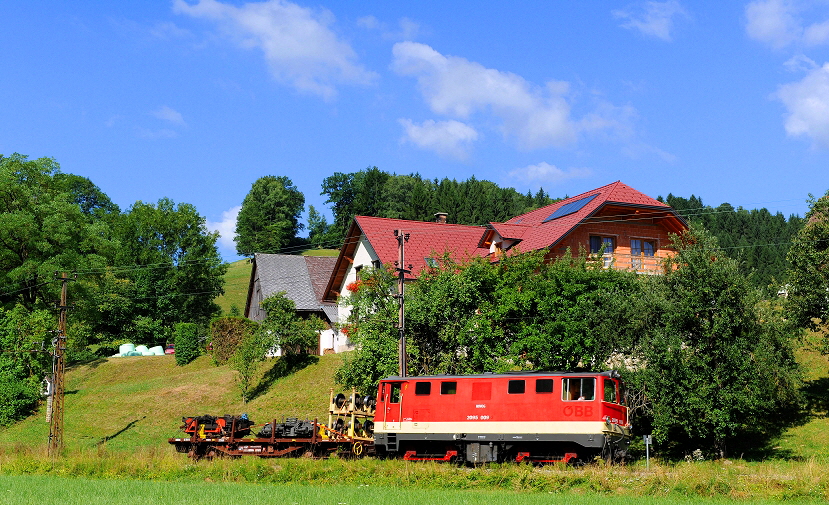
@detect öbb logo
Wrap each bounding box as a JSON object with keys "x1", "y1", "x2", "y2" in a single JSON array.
[{"x1": 562, "y1": 405, "x2": 593, "y2": 417}]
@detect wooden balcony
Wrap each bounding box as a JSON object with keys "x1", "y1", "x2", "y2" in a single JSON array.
[{"x1": 589, "y1": 253, "x2": 664, "y2": 274}]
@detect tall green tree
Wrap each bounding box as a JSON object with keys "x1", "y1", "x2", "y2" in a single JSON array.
[
  {"x1": 113, "y1": 197, "x2": 226, "y2": 342},
  {"x1": 662, "y1": 193, "x2": 804, "y2": 292},
  {"x1": 235, "y1": 176, "x2": 305, "y2": 256},
  {"x1": 0, "y1": 154, "x2": 115, "y2": 310},
  {"x1": 785, "y1": 191, "x2": 829, "y2": 336},
  {"x1": 628, "y1": 227, "x2": 802, "y2": 457},
  {"x1": 306, "y1": 205, "x2": 335, "y2": 249}
]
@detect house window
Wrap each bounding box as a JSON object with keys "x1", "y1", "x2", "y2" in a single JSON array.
[
  {"x1": 589, "y1": 236, "x2": 615, "y2": 268},
  {"x1": 630, "y1": 239, "x2": 656, "y2": 270},
  {"x1": 372, "y1": 260, "x2": 382, "y2": 269},
  {"x1": 424, "y1": 257, "x2": 438, "y2": 268},
  {"x1": 355, "y1": 265, "x2": 363, "y2": 274},
  {"x1": 562, "y1": 377, "x2": 595, "y2": 401}
]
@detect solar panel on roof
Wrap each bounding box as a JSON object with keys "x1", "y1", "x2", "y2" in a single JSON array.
[{"x1": 543, "y1": 194, "x2": 598, "y2": 222}]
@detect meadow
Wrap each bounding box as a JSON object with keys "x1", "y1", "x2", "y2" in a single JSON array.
[{"x1": 5, "y1": 474, "x2": 818, "y2": 505}]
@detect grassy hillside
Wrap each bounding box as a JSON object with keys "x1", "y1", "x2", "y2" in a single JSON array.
[
  {"x1": 0, "y1": 353, "x2": 345, "y2": 453},
  {"x1": 301, "y1": 249, "x2": 339, "y2": 257},
  {"x1": 214, "y1": 259, "x2": 252, "y2": 315}
]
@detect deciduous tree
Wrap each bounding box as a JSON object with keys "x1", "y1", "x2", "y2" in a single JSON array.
[
  {"x1": 114, "y1": 198, "x2": 226, "y2": 342},
  {"x1": 628, "y1": 227, "x2": 802, "y2": 457},
  {"x1": 785, "y1": 191, "x2": 829, "y2": 335},
  {"x1": 235, "y1": 176, "x2": 305, "y2": 256}
]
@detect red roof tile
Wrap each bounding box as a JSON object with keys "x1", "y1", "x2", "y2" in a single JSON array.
[
  {"x1": 501, "y1": 181, "x2": 676, "y2": 251},
  {"x1": 355, "y1": 216, "x2": 489, "y2": 275}
]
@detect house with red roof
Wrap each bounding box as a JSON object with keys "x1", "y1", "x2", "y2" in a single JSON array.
[
  {"x1": 479, "y1": 181, "x2": 687, "y2": 270},
  {"x1": 322, "y1": 215, "x2": 489, "y2": 307},
  {"x1": 323, "y1": 181, "x2": 687, "y2": 333}
]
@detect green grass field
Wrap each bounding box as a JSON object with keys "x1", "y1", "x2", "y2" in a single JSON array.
[
  {"x1": 6, "y1": 474, "x2": 818, "y2": 505},
  {"x1": 214, "y1": 259, "x2": 252, "y2": 315}
]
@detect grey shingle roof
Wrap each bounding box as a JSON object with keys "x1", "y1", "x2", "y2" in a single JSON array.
[{"x1": 253, "y1": 254, "x2": 338, "y2": 318}]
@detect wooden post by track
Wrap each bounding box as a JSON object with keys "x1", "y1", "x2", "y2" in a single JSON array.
[{"x1": 48, "y1": 272, "x2": 73, "y2": 457}]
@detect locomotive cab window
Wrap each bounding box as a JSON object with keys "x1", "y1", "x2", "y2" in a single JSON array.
[
  {"x1": 414, "y1": 382, "x2": 431, "y2": 395},
  {"x1": 603, "y1": 379, "x2": 617, "y2": 403},
  {"x1": 562, "y1": 377, "x2": 595, "y2": 401},
  {"x1": 388, "y1": 383, "x2": 401, "y2": 403},
  {"x1": 535, "y1": 379, "x2": 553, "y2": 393},
  {"x1": 440, "y1": 381, "x2": 457, "y2": 395},
  {"x1": 508, "y1": 380, "x2": 525, "y2": 394}
]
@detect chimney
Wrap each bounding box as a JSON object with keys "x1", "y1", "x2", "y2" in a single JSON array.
[{"x1": 434, "y1": 212, "x2": 448, "y2": 224}]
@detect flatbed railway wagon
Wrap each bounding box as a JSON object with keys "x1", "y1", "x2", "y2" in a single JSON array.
[
  {"x1": 372, "y1": 370, "x2": 631, "y2": 464},
  {"x1": 168, "y1": 392, "x2": 376, "y2": 460}
]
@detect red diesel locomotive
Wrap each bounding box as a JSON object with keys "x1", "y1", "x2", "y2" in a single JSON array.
[{"x1": 372, "y1": 370, "x2": 631, "y2": 464}]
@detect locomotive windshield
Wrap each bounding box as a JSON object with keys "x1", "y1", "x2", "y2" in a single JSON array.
[{"x1": 562, "y1": 377, "x2": 595, "y2": 401}]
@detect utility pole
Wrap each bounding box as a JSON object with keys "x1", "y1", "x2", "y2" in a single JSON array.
[
  {"x1": 48, "y1": 272, "x2": 72, "y2": 457},
  {"x1": 393, "y1": 230, "x2": 411, "y2": 377}
]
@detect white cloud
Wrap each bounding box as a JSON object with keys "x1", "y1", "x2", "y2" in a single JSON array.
[
  {"x1": 508, "y1": 162, "x2": 593, "y2": 184},
  {"x1": 151, "y1": 105, "x2": 186, "y2": 125},
  {"x1": 621, "y1": 142, "x2": 678, "y2": 163},
  {"x1": 745, "y1": 0, "x2": 829, "y2": 49},
  {"x1": 206, "y1": 205, "x2": 242, "y2": 249},
  {"x1": 174, "y1": 0, "x2": 377, "y2": 99},
  {"x1": 612, "y1": 1, "x2": 689, "y2": 41},
  {"x1": 357, "y1": 15, "x2": 421, "y2": 41},
  {"x1": 746, "y1": 0, "x2": 801, "y2": 48},
  {"x1": 398, "y1": 119, "x2": 478, "y2": 160},
  {"x1": 356, "y1": 15, "x2": 380, "y2": 30},
  {"x1": 804, "y1": 19, "x2": 829, "y2": 45},
  {"x1": 776, "y1": 62, "x2": 829, "y2": 147},
  {"x1": 392, "y1": 42, "x2": 629, "y2": 151},
  {"x1": 783, "y1": 53, "x2": 818, "y2": 72}
]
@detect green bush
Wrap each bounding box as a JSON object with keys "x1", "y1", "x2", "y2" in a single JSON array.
[
  {"x1": 0, "y1": 372, "x2": 40, "y2": 426},
  {"x1": 209, "y1": 317, "x2": 258, "y2": 365},
  {"x1": 174, "y1": 322, "x2": 201, "y2": 366}
]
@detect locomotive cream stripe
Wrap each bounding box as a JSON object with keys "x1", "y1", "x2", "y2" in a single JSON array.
[{"x1": 376, "y1": 420, "x2": 625, "y2": 435}]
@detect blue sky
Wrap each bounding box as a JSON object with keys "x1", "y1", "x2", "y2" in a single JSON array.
[{"x1": 2, "y1": 0, "x2": 829, "y2": 261}]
